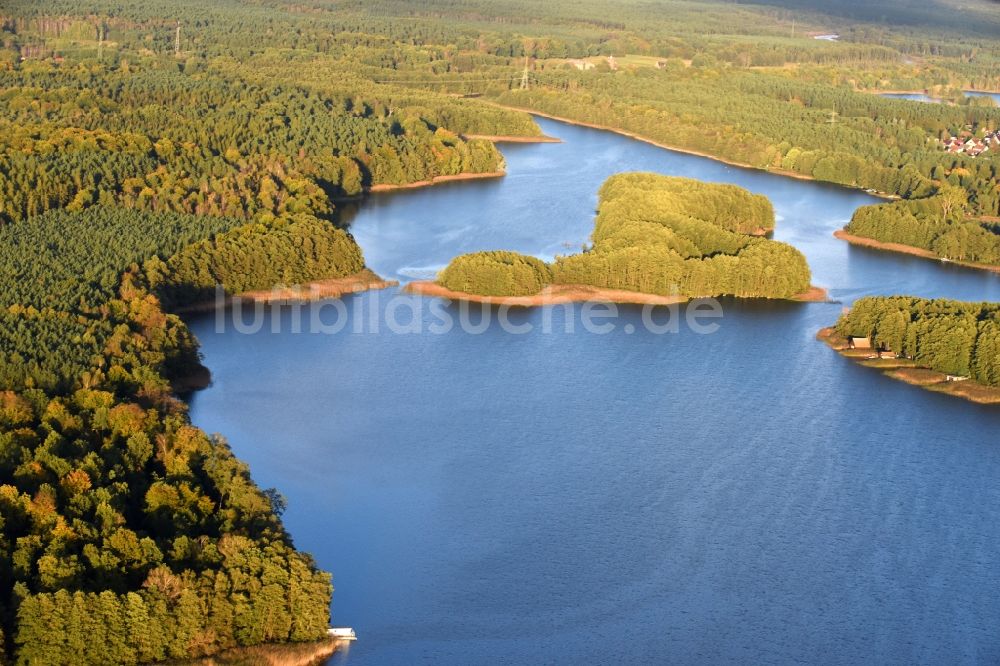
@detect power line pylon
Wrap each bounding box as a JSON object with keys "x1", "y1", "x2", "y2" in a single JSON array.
[
  {"x1": 520, "y1": 56, "x2": 529, "y2": 90},
  {"x1": 175, "y1": 21, "x2": 181, "y2": 56}
]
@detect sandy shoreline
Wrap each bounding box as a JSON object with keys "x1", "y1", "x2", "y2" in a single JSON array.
[
  {"x1": 368, "y1": 171, "x2": 505, "y2": 193},
  {"x1": 790, "y1": 286, "x2": 830, "y2": 302},
  {"x1": 238, "y1": 270, "x2": 398, "y2": 302},
  {"x1": 834, "y1": 229, "x2": 1000, "y2": 274},
  {"x1": 174, "y1": 269, "x2": 398, "y2": 314},
  {"x1": 817, "y1": 327, "x2": 1000, "y2": 405},
  {"x1": 404, "y1": 281, "x2": 687, "y2": 306},
  {"x1": 404, "y1": 280, "x2": 829, "y2": 306},
  {"x1": 173, "y1": 636, "x2": 339, "y2": 665},
  {"x1": 463, "y1": 133, "x2": 561, "y2": 143}
]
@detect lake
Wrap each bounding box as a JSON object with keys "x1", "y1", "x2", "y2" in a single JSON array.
[
  {"x1": 880, "y1": 91, "x2": 1000, "y2": 105},
  {"x1": 186, "y1": 116, "x2": 1000, "y2": 664}
]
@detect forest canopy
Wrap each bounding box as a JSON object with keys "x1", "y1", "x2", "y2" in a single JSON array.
[
  {"x1": 2, "y1": 0, "x2": 1000, "y2": 661},
  {"x1": 835, "y1": 296, "x2": 1000, "y2": 385},
  {"x1": 437, "y1": 173, "x2": 813, "y2": 299},
  {"x1": 0, "y1": 201, "x2": 368, "y2": 662},
  {"x1": 844, "y1": 187, "x2": 1000, "y2": 265}
]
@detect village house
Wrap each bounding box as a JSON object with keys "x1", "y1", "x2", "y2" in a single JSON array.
[{"x1": 941, "y1": 133, "x2": 994, "y2": 157}]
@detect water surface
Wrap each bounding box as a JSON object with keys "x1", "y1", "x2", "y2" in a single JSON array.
[
  {"x1": 880, "y1": 91, "x2": 1000, "y2": 105},
  {"x1": 187, "y1": 117, "x2": 1000, "y2": 665}
]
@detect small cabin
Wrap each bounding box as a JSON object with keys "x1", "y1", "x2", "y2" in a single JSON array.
[{"x1": 850, "y1": 337, "x2": 872, "y2": 349}]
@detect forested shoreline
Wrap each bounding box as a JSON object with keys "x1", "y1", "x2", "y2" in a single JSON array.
[
  {"x1": 843, "y1": 189, "x2": 1000, "y2": 266},
  {"x1": 825, "y1": 296, "x2": 1000, "y2": 403},
  {"x1": 0, "y1": 203, "x2": 381, "y2": 663},
  {"x1": 0, "y1": 65, "x2": 512, "y2": 225},
  {"x1": 0, "y1": 4, "x2": 546, "y2": 662},
  {"x1": 2, "y1": 0, "x2": 1000, "y2": 661},
  {"x1": 483, "y1": 79, "x2": 1000, "y2": 268},
  {"x1": 437, "y1": 173, "x2": 814, "y2": 300}
]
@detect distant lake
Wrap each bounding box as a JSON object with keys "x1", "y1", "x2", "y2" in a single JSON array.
[
  {"x1": 880, "y1": 90, "x2": 1000, "y2": 105},
  {"x1": 186, "y1": 117, "x2": 1000, "y2": 665}
]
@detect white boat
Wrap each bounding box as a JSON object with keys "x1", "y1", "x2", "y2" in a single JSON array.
[{"x1": 328, "y1": 627, "x2": 357, "y2": 641}]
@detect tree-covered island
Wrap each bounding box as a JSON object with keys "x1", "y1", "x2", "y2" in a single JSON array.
[{"x1": 418, "y1": 173, "x2": 819, "y2": 303}]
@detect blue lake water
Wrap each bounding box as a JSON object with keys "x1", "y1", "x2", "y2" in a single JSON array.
[
  {"x1": 186, "y1": 117, "x2": 1000, "y2": 664},
  {"x1": 880, "y1": 91, "x2": 1000, "y2": 105}
]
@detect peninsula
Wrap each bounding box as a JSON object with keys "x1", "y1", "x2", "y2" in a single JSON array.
[
  {"x1": 836, "y1": 187, "x2": 1000, "y2": 271},
  {"x1": 821, "y1": 296, "x2": 1000, "y2": 404}
]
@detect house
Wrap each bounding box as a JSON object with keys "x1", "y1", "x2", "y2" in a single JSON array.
[
  {"x1": 850, "y1": 337, "x2": 872, "y2": 349},
  {"x1": 940, "y1": 135, "x2": 992, "y2": 157},
  {"x1": 945, "y1": 137, "x2": 965, "y2": 153},
  {"x1": 568, "y1": 59, "x2": 595, "y2": 71},
  {"x1": 965, "y1": 139, "x2": 987, "y2": 157}
]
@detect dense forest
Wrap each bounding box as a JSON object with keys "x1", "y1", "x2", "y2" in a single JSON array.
[
  {"x1": 2, "y1": 0, "x2": 1000, "y2": 661},
  {"x1": 0, "y1": 202, "x2": 369, "y2": 662},
  {"x1": 844, "y1": 187, "x2": 1000, "y2": 265},
  {"x1": 438, "y1": 174, "x2": 813, "y2": 299},
  {"x1": 0, "y1": 64, "x2": 513, "y2": 225},
  {"x1": 487, "y1": 72, "x2": 999, "y2": 214},
  {"x1": 151, "y1": 216, "x2": 365, "y2": 308},
  {"x1": 835, "y1": 296, "x2": 1000, "y2": 386},
  {"x1": 0, "y1": 1, "x2": 526, "y2": 660},
  {"x1": 0, "y1": 207, "x2": 238, "y2": 393},
  {"x1": 0, "y1": 5, "x2": 553, "y2": 659},
  {"x1": 438, "y1": 251, "x2": 554, "y2": 297},
  {"x1": 0, "y1": 208, "x2": 362, "y2": 393}
]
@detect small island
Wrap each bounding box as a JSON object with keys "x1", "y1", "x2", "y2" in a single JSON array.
[
  {"x1": 410, "y1": 173, "x2": 825, "y2": 305},
  {"x1": 820, "y1": 296, "x2": 1000, "y2": 404}
]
